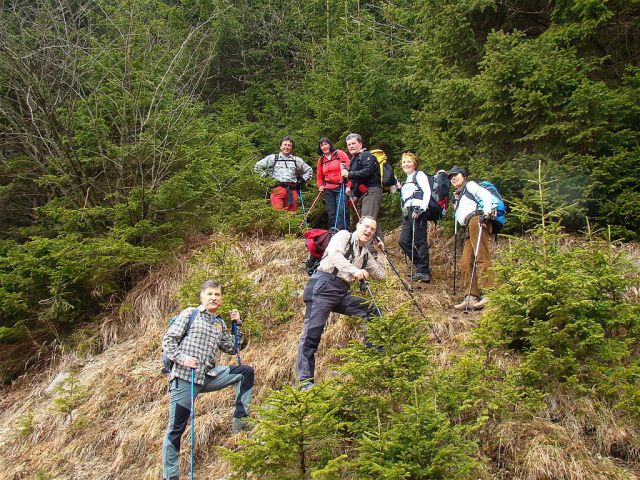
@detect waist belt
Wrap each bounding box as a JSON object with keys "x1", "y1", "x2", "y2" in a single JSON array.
[
  {"x1": 274, "y1": 182, "x2": 297, "y2": 190},
  {"x1": 312, "y1": 270, "x2": 350, "y2": 288}
]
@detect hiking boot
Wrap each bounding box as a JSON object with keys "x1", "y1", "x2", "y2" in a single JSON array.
[
  {"x1": 231, "y1": 416, "x2": 253, "y2": 433},
  {"x1": 411, "y1": 272, "x2": 431, "y2": 283},
  {"x1": 473, "y1": 296, "x2": 489, "y2": 309},
  {"x1": 453, "y1": 295, "x2": 479, "y2": 311},
  {"x1": 299, "y1": 380, "x2": 315, "y2": 392}
]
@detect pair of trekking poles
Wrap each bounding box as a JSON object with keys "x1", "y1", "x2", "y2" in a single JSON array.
[
  {"x1": 188, "y1": 320, "x2": 242, "y2": 480},
  {"x1": 453, "y1": 216, "x2": 487, "y2": 314},
  {"x1": 300, "y1": 181, "x2": 348, "y2": 229},
  {"x1": 347, "y1": 198, "x2": 443, "y2": 343}
]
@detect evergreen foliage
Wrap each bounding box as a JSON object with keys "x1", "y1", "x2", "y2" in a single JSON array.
[
  {"x1": 223, "y1": 308, "x2": 487, "y2": 479},
  {"x1": 476, "y1": 165, "x2": 640, "y2": 421},
  {"x1": 224, "y1": 385, "x2": 344, "y2": 480},
  {"x1": 477, "y1": 221, "x2": 640, "y2": 417},
  {"x1": 1, "y1": 0, "x2": 639, "y2": 375}
]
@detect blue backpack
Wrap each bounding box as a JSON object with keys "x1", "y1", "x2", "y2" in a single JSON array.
[
  {"x1": 161, "y1": 308, "x2": 199, "y2": 374},
  {"x1": 464, "y1": 181, "x2": 506, "y2": 236}
]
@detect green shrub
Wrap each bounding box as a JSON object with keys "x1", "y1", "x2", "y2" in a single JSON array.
[
  {"x1": 222, "y1": 385, "x2": 343, "y2": 480},
  {"x1": 51, "y1": 374, "x2": 87, "y2": 429},
  {"x1": 477, "y1": 222, "x2": 640, "y2": 416},
  {"x1": 17, "y1": 411, "x2": 34, "y2": 437}
]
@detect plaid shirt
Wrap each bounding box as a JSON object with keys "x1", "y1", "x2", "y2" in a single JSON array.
[{"x1": 162, "y1": 305, "x2": 244, "y2": 385}]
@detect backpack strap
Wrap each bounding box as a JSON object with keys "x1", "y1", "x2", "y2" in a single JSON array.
[
  {"x1": 322, "y1": 150, "x2": 339, "y2": 164},
  {"x1": 463, "y1": 187, "x2": 478, "y2": 205},
  {"x1": 401, "y1": 171, "x2": 424, "y2": 207},
  {"x1": 180, "y1": 308, "x2": 199, "y2": 343},
  {"x1": 271, "y1": 152, "x2": 297, "y2": 174},
  {"x1": 332, "y1": 233, "x2": 357, "y2": 275}
]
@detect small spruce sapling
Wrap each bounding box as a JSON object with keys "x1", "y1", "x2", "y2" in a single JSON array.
[{"x1": 222, "y1": 384, "x2": 344, "y2": 480}]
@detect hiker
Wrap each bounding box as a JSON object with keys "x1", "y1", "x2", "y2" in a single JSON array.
[
  {"x1": 296, "y1": 216, "x2": 385, "y2": 390},
  {"x1": 449, "y1": 166, "x2": 494, "y2": 310},
  {"x1": 254, "y1": 136, "x2": 313, "y2": 211},
  {"x1": 398, "y1": 152, "x2": 432, "y2": 283},
  {"x1": 340, "y1": 133, "x2": 383, "y2": 243},
  {"x1": 162, "y1": 280, "x2": 254, "y2": 480},
  {"x1": 316, "y1": 137, "x2": 351, "y2": 230}
]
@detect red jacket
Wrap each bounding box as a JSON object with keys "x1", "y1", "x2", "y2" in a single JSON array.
[{"x1": 316, "y1": 149, "x2": 351, "y2": 189}]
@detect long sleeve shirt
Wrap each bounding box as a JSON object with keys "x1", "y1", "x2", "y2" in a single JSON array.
[
  {"x1": 316, "y1": 149, "x2": 351, "y2": 189},
  {"x1": 162, "y1": 305, "x2": 244, "y2": 385},
  {"x1": 453, "y1": 180, "x2": 494, "y2": 227},
  {"x1": 400, "y1": 171, "x2": 432, "y2": 212},
  {"x1": 254, "y1": 153, "x2": 313, "y2": 184},
  {"x1": 317, "y1": 230, "x2": 385, "y2": 283}
]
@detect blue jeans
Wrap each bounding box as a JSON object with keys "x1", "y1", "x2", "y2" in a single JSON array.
[{"x1": 162, "y1": 365, "x2": 254, "y2": 479}]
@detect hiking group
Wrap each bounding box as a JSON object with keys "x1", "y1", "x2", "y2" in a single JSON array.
[{"x1": 160, "y1": 133, "x2": 505, "y2": 480}]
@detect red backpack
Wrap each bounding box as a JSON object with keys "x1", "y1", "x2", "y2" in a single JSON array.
[{"x1": 303, "y1": 228, "x2": 336, "y2": 259}]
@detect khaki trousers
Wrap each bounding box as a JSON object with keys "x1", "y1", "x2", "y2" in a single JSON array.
[{"x1": 460, "y1": 218, "x2": 493, "y2": 297}]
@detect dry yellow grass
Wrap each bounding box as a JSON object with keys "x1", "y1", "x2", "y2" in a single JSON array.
[
  {"x1": 493, "y1": 419, "x2": 637, "y2": 480},
  {"x1": 0, "y1": 230, "x2": 638, "y2": 479}
]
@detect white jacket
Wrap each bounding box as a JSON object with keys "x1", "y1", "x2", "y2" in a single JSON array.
[
  {"x1": 400, "y1": 171, "x2": 432, "y2": 212},
  {"x1": 454, "y1": 180, "x2": 493, "y2": 227}
]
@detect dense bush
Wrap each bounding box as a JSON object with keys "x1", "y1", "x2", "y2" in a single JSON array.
[{"x1": 1, "y1": 0, "x2": 639, "y2": 359}]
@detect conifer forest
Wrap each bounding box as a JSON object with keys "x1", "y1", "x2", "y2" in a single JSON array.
[{"x1": 1, "y1": 1, "x2": 640, "y2": 479}]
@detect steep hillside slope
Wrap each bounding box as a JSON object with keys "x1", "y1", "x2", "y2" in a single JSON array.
[{"x1": 1, "y1": 228, "x2": 638, "y2": 479}]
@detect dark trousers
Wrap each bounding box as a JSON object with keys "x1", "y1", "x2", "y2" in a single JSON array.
[
  {"x1": 296, "y1": 272, "x2": 375, "y2": 381},
  {"x1": 324, "y1": 187, "x2": 349, "y2": 230},
  {"x1": 398, "y1": 214, "x2": 430, "y2": 274},
  {"x1": 358, "y1": 185, "x2": 383, "y2": 241}
]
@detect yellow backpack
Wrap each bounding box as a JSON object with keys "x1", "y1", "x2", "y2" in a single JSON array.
[{"x1": 370, "y1": 149, "x2": 397, "y2": 191}]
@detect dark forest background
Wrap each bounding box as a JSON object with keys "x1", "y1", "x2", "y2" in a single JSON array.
[{"x1": 1, "y1": 0, "x2": 639, "y2": 352}]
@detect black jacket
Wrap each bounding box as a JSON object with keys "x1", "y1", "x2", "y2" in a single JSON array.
[{"x1": 348, "y1": 149, "x2": 379, "y2": 193}]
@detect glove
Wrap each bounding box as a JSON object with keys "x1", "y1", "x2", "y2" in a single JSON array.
[
  {"x1": 478, "y1": 213, "x2": 486, "y2": 225},
  {"x1": 296, "y1": 180, "x2": 306, "y2": 190}
]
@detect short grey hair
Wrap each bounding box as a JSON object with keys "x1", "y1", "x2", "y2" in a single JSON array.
[
  {"x1": 358, "y1": 215, "x2": 377, "y2": 227},
  {"x1": 201, "y1": 279, "x2": 223, "y2": 294},
  {"x1": 345, "y1": 133, "x2": 362, "y2": 144}
]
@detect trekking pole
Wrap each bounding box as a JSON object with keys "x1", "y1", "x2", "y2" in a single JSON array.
[
  {"x1": 342, "y1": 183, "x2": 349, "y2": 229},
  {"x1": 464, "y1": 220, "x2": 484, "y2": 314},
  {"x1": 360, "y1": 280, "x2": 382, "y2": 316},
  {"x1": 382, "y1": 243, "x2": 413, "y2": 294},
  {"x1": 301, "y1": 190, "x2": 323, "y2": 229},
  {"x1": 453, "y1": 222, "x2": 458, "y2": 295},
  {"x1": 349, "y1": 195, "x2": 362, "y2": 222},
  {"x1": 410, "y1": 213, "x2": 416, "y2": 281},
  {"x1": 298, "y1": 186, "x2": 308, "y2": 227},
  {"x1": 334, "y1": 183, "x2": 344, "y2": 230},
  {"x1": 307, "y1": 191, "x2": 323, "y2": 215},
  {"x1": 377, "y1": 243, "x2": 442, "y2": 343},
  {"x1": 190, "y1": 368, "x2": 195, "y2": 480},
  {"x1": 231, "y1": 319, "x2": 242, "y2": 366}
]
